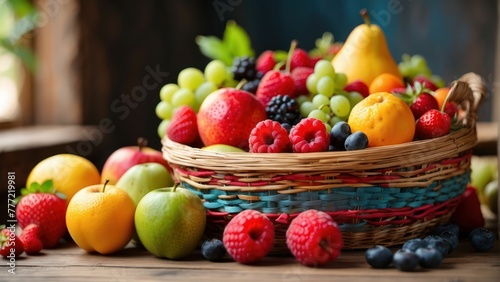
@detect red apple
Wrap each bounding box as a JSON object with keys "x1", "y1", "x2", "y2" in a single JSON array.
[
  {"x1": 197, "y1": 88, "x2": 267, "y2": 150},
  {"x1": 101, "y1": 138, "x2": 170, "y2": 184}
]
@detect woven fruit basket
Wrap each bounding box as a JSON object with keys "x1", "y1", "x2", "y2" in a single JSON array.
[{"x1": 162, "y1": 72, "x2": 485, "y2": 252}]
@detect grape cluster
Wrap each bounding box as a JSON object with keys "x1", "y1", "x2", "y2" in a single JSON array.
[
  {"x1": 297, "y1": 59, "x2": 364, "y2": 133},
  {"x1": 398, "y1": 54, "x2": 444, "y2": 88},
  {"x1": 156, "y1": 60, "x2": 232, "y2": 138}
]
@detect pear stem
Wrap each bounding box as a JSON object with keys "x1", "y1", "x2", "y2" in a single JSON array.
[
  {"x1": 285, "y1": 40, "x2": 297, "y2": 73},
  {"x1": 360, "y1": 9, "x2": 371, "y2": 25},
  {"x1": 137, "y1": 137, "x2": 147, "y2": 152},
  {"x1": 102, "y1": 180, "x2": 109, "y2": 193}
]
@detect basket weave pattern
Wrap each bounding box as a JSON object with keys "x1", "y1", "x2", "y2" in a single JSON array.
[{"x1": 162, "y1": 73, "x2": 486, "y2": 250}]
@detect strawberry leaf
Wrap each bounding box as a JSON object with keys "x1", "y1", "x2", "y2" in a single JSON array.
[{"x1": 40, "y1": 179, "x2": 54, "y2": 193}]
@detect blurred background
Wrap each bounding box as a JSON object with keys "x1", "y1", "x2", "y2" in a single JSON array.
[{"x1": 0, "y1": 0, "x2": 498, "y2": 174}]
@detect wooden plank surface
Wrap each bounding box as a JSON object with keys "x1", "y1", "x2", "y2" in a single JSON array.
[{"x1": 2, "y1": 239, "x2": 498, "y2": 282}]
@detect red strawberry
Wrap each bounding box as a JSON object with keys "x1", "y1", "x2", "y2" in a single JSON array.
[
  {"x1": 450, "y1": 186, "x2": 485, "y2": 235},
  {"x1": 19, "y1": 224, "x2": 43, "y2": 255},
  {"x1": 413, "y1": 75, "x2": 438, "y2": 91},
  {"x1": 290, "y1": 48, "x2": 312, "y2": 70},
  {"x1": 415, "y1": 109, "x2": 451, "y2": 140},
  {"x1": 256, "y1": 70, "x2": 295, "y2": 106},
  {"x1": 16, "y1": 180, "x2": 67, "y2": 248},
  {"x1": 166, "y1": 105, "x2": 199, "y2": 145},
  {"x1": 0, "y1": 226, "x2": 24, "y2": 257},
  {"x1": 286, "y1": 210, "x2": 343, "y2": 266},
  {"x1": 344, "y1": 80, "x2": 369, "y2": 98},
  {"x1": 256, "y1": 50, "x2": 276, "y2": 74},
  {"x1": 411, "y1": 93, "x2": 439, "y2": 120},
  {"x1": 291, "y1": 67, "x2": 314, "y2": 96},
  {"x1": 443, "y1": 101, "x2": 458, "y2": 119}
]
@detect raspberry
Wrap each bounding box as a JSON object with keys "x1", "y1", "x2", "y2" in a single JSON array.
[
  {"x1": 289, "y1": 118, "x2": 330, "y2": 153},
  {"x1": 166, "y1": 105, "x2": 199, "y2": 145},
  {"x1": 222, "y1": 210, "x2": 274, "y2": 264},
  {"x1": 286, "y1": 210, "x2": 343, "y2": 266},
  {"x1": 249, "y1": 119, "x2": 291, "y2": 153},
  {"x1": 256, "y1": 50, "x2": 276, "y2": 74}
]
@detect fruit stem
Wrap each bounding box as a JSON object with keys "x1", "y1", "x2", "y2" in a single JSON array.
[
  {"x1": 173, "y1": 182, "x2": 179, "y2": 192},
  {"x1": 236, "y1": 79, "x2": 247, "y2": 90},
  {"x1": 319, "y1": 239, "x2": 333, "y2": 255},
  {"x1": 360, "y1": 9, "x2": 371, "y2": 26},
  {"x1": 137, "y1": 137, "x2": 147, "y2": 151},
  {"x1": 285, "y1": 40, "x2": 297, "y2": 73},
  {"x1": 102, "y1": 180, "x2": 109, "y2": 193}
]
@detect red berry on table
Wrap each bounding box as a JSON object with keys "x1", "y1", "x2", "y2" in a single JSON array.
[
  {"x1": 19, "y1": 224, "x2": 43, "y2": 255},
  {"x1": 291, "y1": 67, "x2": 314, "y2": 96},
  {"x1": 256, "y1": 70, "x2": 295, "y2": 106},
  {"x1": 286, "y1": 210, "x2": 343, "y2": 266},
  {"x1": 0, "y1": 227, "x2": 24, "y2": 257},
  {"x1": 16, "y1": 180, "x2": 67, "y2": 249},
  {"x1": 413, "y1": 75, "x2": 438, "y2": 91},
  {"x1": 166, "y1": 105, "x2": 199, "y2": 145},
  {"x1": 256, "y1": 50, "x2": 276, "y2": 74},
  {"x1": 290, "y1": 48, "x2": 313, "y2": 70},
  {"x1": 222, "y1": 210, "x2": 274, "y2": 264},
  {"x1": 249, "y1": 119, "x2": 291, "y2": 153},
  {"x1": 415, "y1": 109, "x2": 451, "y2": 140},
  {"x1": 289, "y1": 118, "x2": 330, "y2": 153},
  {"x1": 410, "y1": 92, "x2": 439, "y2": 120},
  {"x1": 450, "y1": 186, "x2": 485, "y2": 234},
  {"x1": 344, "y1": 80, "x2": 370, "y2": 98}
]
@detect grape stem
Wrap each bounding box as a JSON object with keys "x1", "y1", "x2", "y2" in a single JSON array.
[{"x1": 285, "y1": 40, "x2": 298, "y2": 73}]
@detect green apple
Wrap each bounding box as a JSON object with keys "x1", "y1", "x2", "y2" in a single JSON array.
[
  {"x1": 134, "y1": 186, "x2": 206, "y2": 259},
  {"x1": 201, "y1": 144, "x2": 245, "y2": 152},
  {"x1": 484, "y1": 180, "x2": 498, "y2": 215},
  {"x1": 116, "y1": 162, "x2": 174, "y2": 206}
]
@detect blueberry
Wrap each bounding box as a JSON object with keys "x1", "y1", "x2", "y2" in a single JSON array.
[
  {"x1": 201, "y1": 239, "x2": 226, "y2": 261},
  {"x1": 423, "y1": 235, "x2": 450, "y2": 256},
  {"x1": 393, "y1": 249, "x2": 419, "y2": 272},
  {"x1": 433, "y1": 223, "x2": 460, "y2": 238},
  {"x1": 330, "y1": 121, "x2": 351, "y2": 149},
  {"x1": 365, "y1": 245, "x2": 393, "y2": 268},
  {"x1": 344, "y1": 131, "x2": 368, "y2": 151},
  {"x1": 402, "y1": 238, "x2": 426, "y2": 252},
  {"x1": 469, "y1": 228, "x2": 496, "y2": 252},
  {"x1": 415, "y1": 247, "x2": 443, "y2": 268},
  {"x1": 439, "y1": 231, "x2": 459, "y2": 253}
]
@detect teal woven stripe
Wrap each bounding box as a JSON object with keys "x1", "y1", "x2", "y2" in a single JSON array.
[{"x1": 183, "y1": 173, "x2": 470, "y2": 214}]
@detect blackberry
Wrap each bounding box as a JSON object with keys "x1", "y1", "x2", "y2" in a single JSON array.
[
  {"x1": 242, "y1": 78, "x2": 261, "y2": 94},
  {"x1": 266, "y1": 95, "x2": 302, "y2": 126},
  {"x1": 232, "y1": 56, "x2": 258, "y2": 81}
]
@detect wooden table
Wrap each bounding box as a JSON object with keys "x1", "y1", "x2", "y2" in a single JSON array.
[{"x1": 2, "y1": 237, "x2": 499, "y2": 282}]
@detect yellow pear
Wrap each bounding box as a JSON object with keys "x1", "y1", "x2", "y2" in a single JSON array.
[{"x1": 332, "y1": 9, "x2": 401, "y2": 86}]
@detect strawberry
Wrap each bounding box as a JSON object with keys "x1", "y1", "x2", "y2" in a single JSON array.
[
  {"x1": 0, "y1": 226, "x2": 24, "y2": 257},
  {"x1": 16, "y1": 180, "x2": 67, "y2": 248},
  {"x1": 166, "y1": 105, "x2": 199, "y2": 145},
  {"x1": 344, "y1": 80, "x2": 370, "y2": 98},
  {"x1": 415, "y1": 109, "x2": 451, "y2": 140},
  {"x1": 450, "y1": 186, "x2": 485, "y2": 235},
  {"x1": 393, "y1": 81, "x2": 438, "y2": 119},
  {"x1": 290, "y1": 48, "x2": 313, "y2": 70},
  {"x1": 291, "y1": 67, "x2": 314, "y2": 96},
  {"x1": 19, "y1": 224, "x2": 43, "y2": 255},
  {"x1": 256, "y1": 50, "x2": 276, "y2": 74},
  {"x1": 413, "y1": 75, "x2": 438, "y2": 91},
  {"x1": 443, "y1": 101, "x2": 458, "y2": 119}
]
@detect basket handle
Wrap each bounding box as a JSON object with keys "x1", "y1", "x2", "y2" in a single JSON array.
[{"x1": 446, "y1": 72, "x2": 486, "y2": 128}]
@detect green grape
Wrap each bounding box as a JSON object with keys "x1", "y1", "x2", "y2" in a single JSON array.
[
  {"x1": 410, "y1": 54, "x2": 428, "y2": 72},
  {"x1": 204, "y1": 60, "x2": 227, "y2": 86},
  {"x1": 316, "y1": 76, "x2": 335, "y2": 97},
  {"x1": 157, "y1": 119, "x2": 170, "y2": 139},
  {"x1": 312, "y1": 94, "x2": 330, "y2": 108},
  {"x1": 398, "y1": 62, "x2": 412, "y2": 77},
  {"x1": 347, "y1": 92, "x2": 364, "y2": 108},
  {"x1": 171, "y1": 88, "x2": 196, "y2": 108},
  {"x1": 330, "y1": 95, "x2": 351, "y2": 117},
  {"x1": 159, "y1": 83, "x2": 179, "y2": 102},
  {"x1": 178, "y1": 68, "x2": 205, "y2": 91},
  {"x1": 155, "y1": 101, "x2": 174, "y2": 120},
  {"x1": 300, "y1": 101, "x2": 316, "y2": 117},
  {"x1": 308, "y1": 109, "x2": 328, "y2": 123},
  {"x1": 324, "y1": 123, "x2": 332, "y2": 135},
  {"x1": 320, "y1": 104, "x2": 331, "y2": 115},
  {"x1": 314, "y1": 59, "x2": 336, "y2": 79},
  {"x1": 306, "y1": 73, "x2": 319, "y2": 94},
  {"x1": 334, "y1": 73, "x2": 348, "y2": 90},
  {"x1": 195, "y1": 81, "x2": 217, "y2": 107},
  {"x1": 295, "y1": 95, "x2": 310, "y2": 105},
  {"x1": 330, "y1": 115, "x2": 346, "y2": 127}
]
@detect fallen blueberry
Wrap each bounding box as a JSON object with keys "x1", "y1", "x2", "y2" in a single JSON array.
[
  {"x1": 415, "y1": 247, "x2": 443, "y2": 268},
  {"x1": 393, "y1": 249, "x2": 419, "y2": 272},
  {"x1": 201, "y1": 238, "x2": 227, "y2": 261},
  {"x1": 424, "y1": 235, "x2": 450, "y2": 256},
  {"x1": 469, "y1": 228, "x2": 496, "y2": 252},
  {"x1": 365, "y1": 245, "x2": 393, "y2": 268},
  {"x1": 402, "y1": 238, "x2": 426, "y2": 252},
  {"x1": 433, "y1": 223, "x2": 460, "y2": 238},
  {"x1": 439, "y1": 231, "x2": 459, "y2": 254}
]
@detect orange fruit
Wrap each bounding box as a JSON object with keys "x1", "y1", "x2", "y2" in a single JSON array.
[
  {"x1": 348, "y1": 92, "x2": 415, "y2": 147},
  {"x1": 27, "y1": 154, "x2": 101, "y2": 202},
  {"x1": 66, "y1": 182, "x2": 135, "y2": 254},
  {"x1": 433, "y1": 87, "x2": 450, "y2": 109},
  {"x1": 369, "y1": 73, "x2": 405, "y2": 94}
]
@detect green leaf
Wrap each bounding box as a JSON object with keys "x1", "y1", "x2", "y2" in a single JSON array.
[
  {"x1": 6, "y1": 0, "x2": 36, "y2": 18},
  {"x1": 28, "y1": 181, "x2": 41, "y2": 193},
  {"x1": 222, "y1": 20, "x2": 254, "y2": 58},
  {"x1": 41, "y1": 179, "x2": 54, "y2": 193},
  {"x1": 195, "y1": 35, "x2": 233, "y2": 66},
  {"x1": 0, "y1": 38, "x2": 37, "y2": 71}
]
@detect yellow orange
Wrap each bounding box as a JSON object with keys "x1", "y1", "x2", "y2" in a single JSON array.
[
  {"x1": 433, "y1": 87, "x2": 451, "y2": 109},
  {"x1": 66, "y1": 183, "x2": 135, "y2": 254},
  {"x1": 27, "y1": 154, "x2": 101, "y2": 202},
  {"x1": 369, "y1": 73, "x2": 405, "y2": 94},
  {"x1": 348, "y1": 92, "x2": 415, "y2": 147}
]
